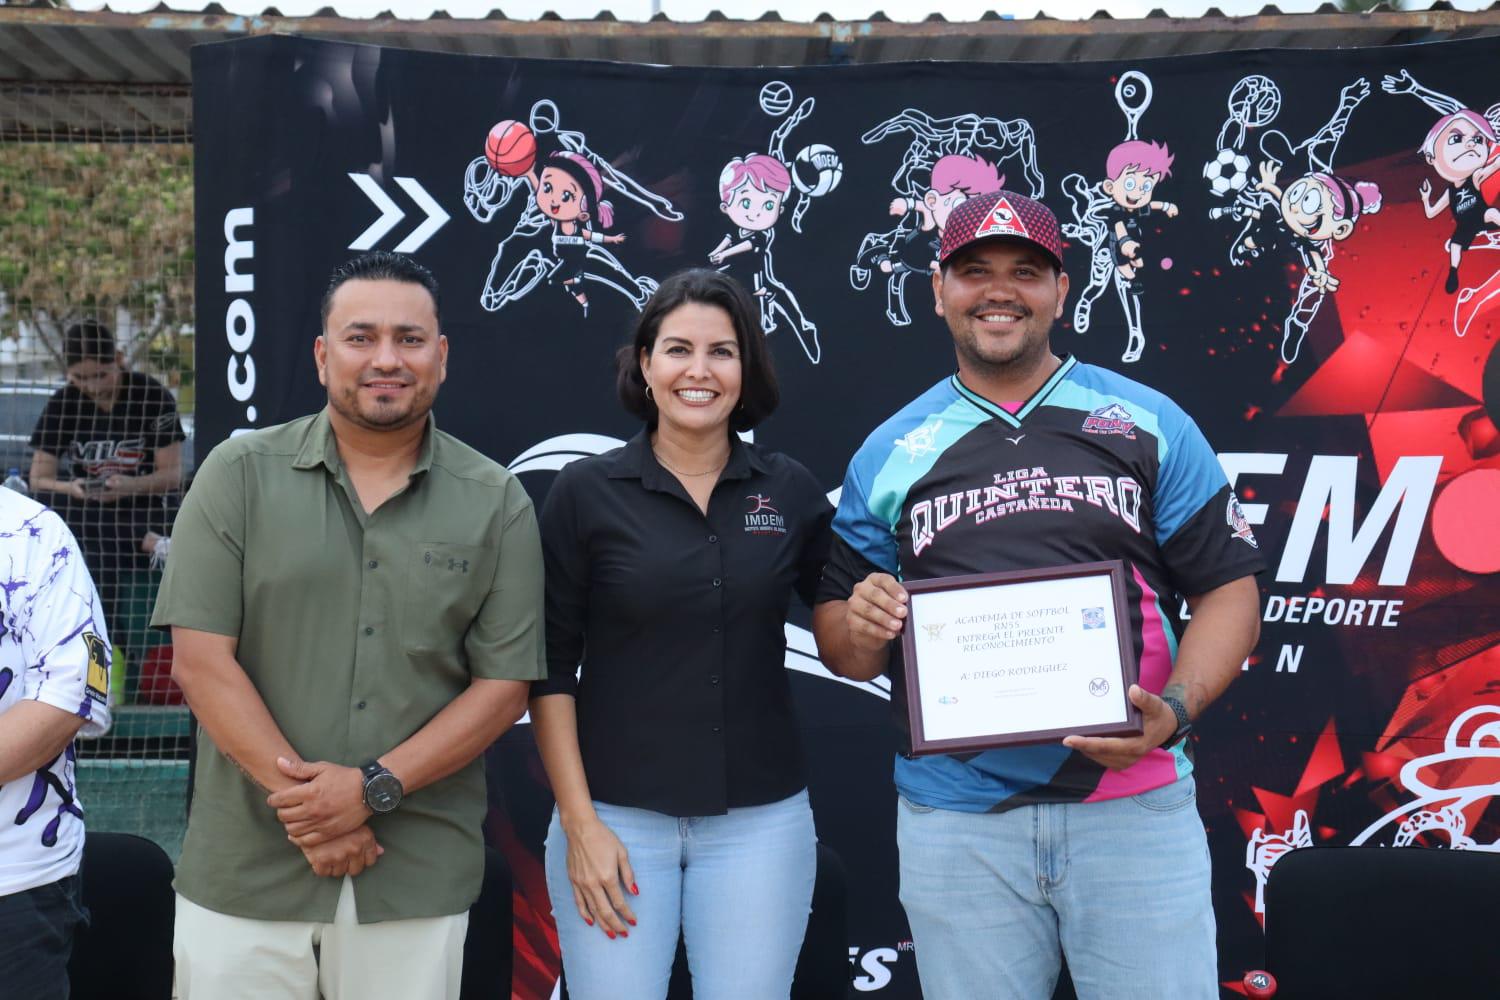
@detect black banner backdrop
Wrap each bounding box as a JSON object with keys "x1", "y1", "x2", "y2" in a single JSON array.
[{"x1": 195, "y1": 35, "x2": 1500, "y2": 997}]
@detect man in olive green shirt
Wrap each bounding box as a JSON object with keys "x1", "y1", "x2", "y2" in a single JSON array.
[{"x1": 152, "y1": 252, "x2": 545, "y2": 1000}]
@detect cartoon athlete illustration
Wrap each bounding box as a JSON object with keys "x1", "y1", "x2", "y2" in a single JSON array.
[
  {"x1": 1381, "y1": 71, "x2": 1500, "y2": 304},
  {"x1": 1208, "y1": 77, "x2": 1379, "y2": 364},
  {"x1": 855, "y1": 154, "x2": 1004, "y2": 325},
  {"x1": 1063, "y1": 71, "x2": 1178, "y2": 364},
  {"x1": 463, "y1": 99, "x2": 682, "y2": 316},
  {"x1": 851, "y1": 108, "x2": 1042, "y2": 326},
  {"x1": 533, "y1": 152, "x2": 626, "y2": 314},
  {"x1": 709, "y1": 81, "x2": 842, "y2": 364}
]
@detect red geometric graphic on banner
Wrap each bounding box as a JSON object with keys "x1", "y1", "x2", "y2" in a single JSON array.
[
  {"x1": 1378, "y1": 646, "x2": 1500, "y2": 754},
  {"x1": 1251, "y1": 786, "x2": 1321, "y2": 836},
  {"x1": 1293, "y1": 719, "x2": 1345, "y2": 798},
  {"x1": 1368, "y1": 406, "x2": 1492, "y2": 484},
  {"x1": 1234, "y1": 806, "x2": 1269, "y2": 842},
  {"x1": 1279, "y1": 333, "x2": 1477, "y2": 417}
]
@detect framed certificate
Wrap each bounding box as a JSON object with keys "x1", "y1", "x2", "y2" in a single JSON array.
[{"x1": 899, "y1": 560, "x2": 1141, "y2": 755}]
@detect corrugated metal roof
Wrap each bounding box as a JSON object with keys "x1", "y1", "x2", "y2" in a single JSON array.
[{"x1": 2, "y1": 2, "x2": 1498, "y2": 91}]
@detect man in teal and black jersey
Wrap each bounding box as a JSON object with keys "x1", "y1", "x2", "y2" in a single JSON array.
[{"x1": 813, "y1": 189, "x2": 1263, "y2": 1000}]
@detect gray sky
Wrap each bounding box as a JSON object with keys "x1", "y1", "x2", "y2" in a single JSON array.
[{"x1": 76, "y1": 0, "x2": 1480, "y2": 23}]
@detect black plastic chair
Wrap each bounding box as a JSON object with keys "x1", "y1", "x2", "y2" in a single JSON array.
[
  {"x1": 1247, "y1": 845, "x2": 1500, "y2": 998},
  {"x1": 69, "y1": 832, "x2": 175, "y2": 1000}
]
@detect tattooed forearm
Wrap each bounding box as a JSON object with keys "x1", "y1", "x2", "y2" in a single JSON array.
[{"x1": 220, "y1": 749, "x2": 270, "y2": 791}]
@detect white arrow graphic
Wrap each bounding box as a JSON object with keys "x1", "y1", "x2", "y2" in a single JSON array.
[
  {"x1": 347, "y1": 174, "x2": 450, "y2": 253},
  {"x1": 348, "y1": 173, "x2": 402, "y2": 250},
  {"x1": 393, "y1": 177, "x2": 450, "y2": 253}
]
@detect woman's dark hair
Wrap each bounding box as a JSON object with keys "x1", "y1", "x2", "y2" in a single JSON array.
[
  {"x1": 617, "y1": 268, "x2": 779, "y2": 433},
  {"x1": 64, "y1": 319, "x2": 116, "y2": 368}
]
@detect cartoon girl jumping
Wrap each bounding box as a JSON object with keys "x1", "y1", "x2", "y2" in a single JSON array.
[
  {"x1": 535, "y1": 151, "x2": 625, "y2": 315},
  {"x1": 1247, "y1": 162, "x2": 1382, "y2": 362}
]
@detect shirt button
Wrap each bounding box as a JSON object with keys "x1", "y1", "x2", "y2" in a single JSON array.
[
  {"x1": 710, "y1": 676, "x2": 720, "y2": 685},
  {"x1": 356, "y1": 700, "x2": 367, "y2": 710},
  {"x1": 712, "y1": 626, "x2": 722, "y2": 634},
  {"x1": 708, "y1": 534, "x2": 718, "y2": 543},
  {"x1": 368, "y1": 559, "x2": 378, "y2": 569},
  {"x1": 363, "y1": 626, "x2": 374, "y2": 636},
  {"x1": 712, "y1": 578, "x2": 722, "y2": 588},
  {"x1": 712, "y1": 725, "x2": 722, "y2": 733}
]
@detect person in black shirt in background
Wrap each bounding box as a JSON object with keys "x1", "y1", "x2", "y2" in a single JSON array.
[
  {"x1": 531, "y1": 269, "x2": 831, "y2": 1000},
  {"x1": 29, "y1": 320, "x2": 186, "y2": 647}
]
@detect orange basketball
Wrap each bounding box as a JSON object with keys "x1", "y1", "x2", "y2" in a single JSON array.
[{"x1": 486, "y1": 120, "x2": 537, "y2": 177}]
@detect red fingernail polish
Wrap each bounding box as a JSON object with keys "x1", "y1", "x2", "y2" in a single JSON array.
[
  {"x1": 628, "y1": 917, "x2": 637, "y2": 926},
  {"x1": 630, "y1": 882, "x2": 640, "y2": 895},
  {"x1": 606, "y1": 931, "x2": 616, "y2": 940},
  {"x1": 585, "y1": 918, "x2": 593, "y2": 926},
  {"x1": 620, "y1": 930, "x2": 629, "y2": 938}
]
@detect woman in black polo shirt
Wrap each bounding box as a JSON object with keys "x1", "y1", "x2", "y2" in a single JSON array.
[{"x1": 530, "y1": 268, "x2": 831, "y2": 999}]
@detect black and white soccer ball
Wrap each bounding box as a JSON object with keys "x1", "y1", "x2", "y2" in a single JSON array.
[{"x1": 1203, "y1": 147, "x2": 1252, "y2": 198}]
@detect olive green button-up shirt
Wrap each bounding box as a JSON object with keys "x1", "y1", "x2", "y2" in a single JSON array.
[{"x1": 150, "y1": 409, "x2": 545, "y2": 923}]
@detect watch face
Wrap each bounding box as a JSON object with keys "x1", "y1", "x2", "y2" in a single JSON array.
[{"x1": 366, "y1": 772, "x2": 403, "y2": 813}]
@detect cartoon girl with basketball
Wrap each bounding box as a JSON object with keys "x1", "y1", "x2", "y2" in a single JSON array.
[
  {"x1": 536, "y1": 152, "x2": 625, "y2": 314},
  {"x1": 462, "y1": 103, "x2": 682, "y2": 317}
]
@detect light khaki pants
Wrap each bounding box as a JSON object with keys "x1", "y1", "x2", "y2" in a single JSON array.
[{"x1": 174, "y1": 877, "x2": 468, "y2": 1000}]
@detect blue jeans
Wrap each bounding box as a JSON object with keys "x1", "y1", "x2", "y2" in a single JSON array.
[
  {"x1": 897, "y1": 773, "x2": 1217, "y2": 1000},
  {"x1": 0, "y1": 875, "x2": 87, "y2": 1000},
  {"x1": 546, "y1": 790, "x2": 816, "y2": 1000}
]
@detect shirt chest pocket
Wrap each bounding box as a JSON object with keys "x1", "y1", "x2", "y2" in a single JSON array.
[{"x1": 402, "y1": 541, "x2": 493, "y2": 654}]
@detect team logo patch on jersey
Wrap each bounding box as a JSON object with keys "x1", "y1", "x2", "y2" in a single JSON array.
[
  {"x1": 895, "y1": 419, "x2": 943, "y2": 462},
  {"x1": 973, "y1": 196, "x2": 1030, "y2": 241},
  {"x1": 1081, "y1": 403, "x2": 1137, "y2": 439},
  {"x1": 1227, "y1": 495, "x2": 1259, "y2": 548},
  {"x1": 83, "y1": 632, "x2": 109, "y2": 705},
  {"x1": 744, "y1": 494, "x2": 787, "y2": 535}
]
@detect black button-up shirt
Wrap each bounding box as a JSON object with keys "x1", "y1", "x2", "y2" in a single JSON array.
[{"x1": 534, "y1": 430, "x2": 832, "y2": 816}]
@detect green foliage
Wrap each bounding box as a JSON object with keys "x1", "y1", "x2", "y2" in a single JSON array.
[{"x1": 0, "y1": 142, "x2": 194, "y2": 396}]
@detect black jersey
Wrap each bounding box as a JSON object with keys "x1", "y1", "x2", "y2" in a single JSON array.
[
  {"x1": 819, "y1": 358, "x2": 1264, "y2": 812},
  {"x1": 30, "y1": 370, "x2": 185, "y2": 482}
]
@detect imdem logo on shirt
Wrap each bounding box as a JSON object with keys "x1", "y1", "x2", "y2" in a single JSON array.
[
  {"x1": 1081, "y1": 403, "x2": 1137, "y2": 439},
  {"x1": 744, "y1": 495, "x2": 787, "y2": 536}
]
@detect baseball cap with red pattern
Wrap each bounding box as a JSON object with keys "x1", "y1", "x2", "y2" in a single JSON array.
[{"x1": 937, "y1": 189, "x2": 1065, "y2": 271}]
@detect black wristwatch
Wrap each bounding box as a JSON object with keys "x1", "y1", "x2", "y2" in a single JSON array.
[
  {"x1": 360, "y1": 760, "x2": 404, "y2": 814},
  {"x1": 1159, "y1": 695, "x2": 1193, "y2": 750}
]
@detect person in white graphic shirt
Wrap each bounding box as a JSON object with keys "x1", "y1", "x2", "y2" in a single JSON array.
[{"x1": 0, "y1": 484, "x2": 111, "y2": 1000}]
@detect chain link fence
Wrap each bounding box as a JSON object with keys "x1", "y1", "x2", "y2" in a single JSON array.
[{"x1": 0, "y1": 80, "x2": 195, "y2": 858}]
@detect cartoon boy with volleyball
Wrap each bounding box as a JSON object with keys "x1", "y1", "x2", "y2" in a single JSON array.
[{"x1": 709, "y1": 154, "x2": 821, "y2": 362}]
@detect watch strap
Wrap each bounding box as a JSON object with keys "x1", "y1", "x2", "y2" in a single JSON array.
[{"x1": 1159, "y1": 695, "x2": 1192, "y2": 749}]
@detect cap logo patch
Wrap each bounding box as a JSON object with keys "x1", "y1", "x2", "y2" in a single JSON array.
[{"x1": 973, "y1": 197, "x2": 1030, "y2": 240}]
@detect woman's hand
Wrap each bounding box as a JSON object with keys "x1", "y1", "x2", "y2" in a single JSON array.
[{"x1": 564, "y1": 814, "x2": 638, "y2": 938}]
